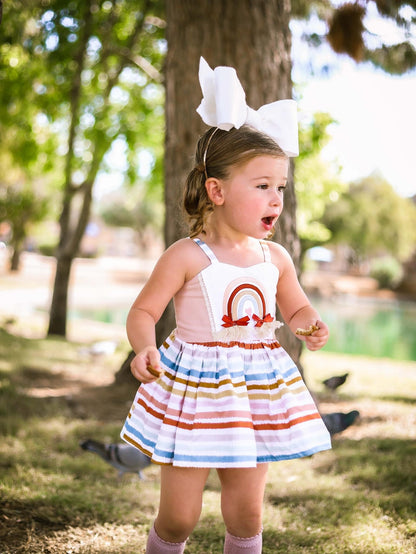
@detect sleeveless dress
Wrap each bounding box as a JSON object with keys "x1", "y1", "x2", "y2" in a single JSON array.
[{"x1": 120, "y1": 238, "x2": 331, "y2": 467}]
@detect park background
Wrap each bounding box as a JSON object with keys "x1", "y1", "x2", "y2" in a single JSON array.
[{"x1": 1, "y1": 1, "x2": 416, "y2": 553}]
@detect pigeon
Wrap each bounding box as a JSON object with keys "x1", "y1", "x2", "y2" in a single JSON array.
[
  {"x1": 323, "y1": 372, "x2": 349, "y2": 391},
  {"x1": 80, "y1": 439, "x2": 152, "y2": 478},
  {"x1": 322, "y1": 410, "x2": 360, "y2": 436}
]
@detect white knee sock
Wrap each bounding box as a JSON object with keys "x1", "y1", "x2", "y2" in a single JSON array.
[
  {"x1": 145, "y1": 524, "x2": 187, "y2": 554},
  {"x1": 223, "y1": 529, "x2": 263, "y2": 553}
]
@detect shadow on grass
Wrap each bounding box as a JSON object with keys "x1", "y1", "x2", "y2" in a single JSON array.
[
  {"x1": 316, "y1": 438, "x2": 416, "y2": 509},
  {"x1": 1, "y1": 483, "x2": 156, "y2": 553},
  {"x1": 264, "y1": 438, "x2": 416, "y2": 553},
  {"x1": 0, "y1": 358, "x2": 136, "y2": 435},
  {"x1": 0, "y1": 377, "x2": 153, "y2": 553},
  {"x1": 0, "y1": 328, "x2": 82, "y2": 370}
]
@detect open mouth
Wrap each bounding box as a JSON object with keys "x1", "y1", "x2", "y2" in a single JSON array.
[{"x1": 262, "y1": 216, "x2": 274, "y2": 227}]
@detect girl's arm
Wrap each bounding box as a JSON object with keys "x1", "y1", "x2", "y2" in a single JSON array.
[
  {"x1": 270, "y1": 243, "x2": 329, "y2": 352},
  {"x1": 127, "y1": 238, "x2": 198, "y2": 382}
]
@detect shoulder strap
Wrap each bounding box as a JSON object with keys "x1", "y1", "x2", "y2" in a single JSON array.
[
  {"x1": 260, "y1": 240, "x2": 272, "y2": 263},
  {"x1": 192, "y1": 238, "x2": 218, "y2": 263}
]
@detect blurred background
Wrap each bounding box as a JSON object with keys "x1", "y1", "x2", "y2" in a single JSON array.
[
  {"x1": 1, "y1": 1, "x2": 415, "y2": 553},
  {"x1": 1, "y1": 0, "x2": 415, "y2": 361}
]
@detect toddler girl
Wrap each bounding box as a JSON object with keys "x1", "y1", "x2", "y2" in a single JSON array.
[{"x1": 121, "y1": 58, "x2": 331, "y2": 553}]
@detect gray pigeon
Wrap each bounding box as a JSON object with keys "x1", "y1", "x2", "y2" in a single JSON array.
[
  {"x1": 323, "y1": 372, "x2": 349, "y2": 391},
  {"x1": 80, "y1": 439, "x2": 152, "y2": 478},
  {"x1": 322, "y1": 410, "x2": 360, "y2": 436}
]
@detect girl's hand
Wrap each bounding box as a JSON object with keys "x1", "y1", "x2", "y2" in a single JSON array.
[
  {"x1": 130, "y1": 346, "x2": 163, "y2": 384},
  {"x1": 300, "y1": 320, "x2": 329, "y2": 351}
]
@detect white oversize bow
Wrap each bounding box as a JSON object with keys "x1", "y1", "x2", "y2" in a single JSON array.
[{"x1": 196, "y1": 57, "x2": 299, "y2": 157}]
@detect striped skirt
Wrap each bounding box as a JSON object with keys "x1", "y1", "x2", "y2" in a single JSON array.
[{"x1": 120, "y1": 332, "x2": 331, "y2": 467}]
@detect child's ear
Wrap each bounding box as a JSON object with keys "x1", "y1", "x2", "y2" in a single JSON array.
[{"x1": 205, "y1": 178, "x2": 225, "y2": 205}]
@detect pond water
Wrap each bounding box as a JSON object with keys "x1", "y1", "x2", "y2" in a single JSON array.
[
  {"x1": 72, "y1": 296, "x2": 416, "y2": 362},
  {"x1": 310, "y1": 295, "x2": 416, "y2": 362}
]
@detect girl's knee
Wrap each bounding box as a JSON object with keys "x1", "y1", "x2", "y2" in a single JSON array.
[
  {"x1": 157, "y1": 466, "x2": 208, "y2": 542},
  {"x1": 222, "y1": 505, "x2": 263, "y2": 538},
  {"x1": 218, "y1": 466, "x2": 267, "y2": 537},
  {"x1": 155, "y1": 508, "x2": 200, "y2": 542}
]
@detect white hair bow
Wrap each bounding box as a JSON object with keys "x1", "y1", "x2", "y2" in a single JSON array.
[{"x1": 196, "y1": 57, "x2": 299, "y2": 157}]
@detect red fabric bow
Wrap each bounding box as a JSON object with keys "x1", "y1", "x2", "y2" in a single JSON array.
[
  {"x1": 221, "y1": 315, "x2": 250, "y2": 328},
  {"x1": 252, "y1": 313, "x2": 274, "y2": 327}
]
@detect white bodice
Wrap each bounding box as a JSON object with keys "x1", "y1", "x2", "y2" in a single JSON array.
[{"x1": 174, "y1": 238, "x2": 283, "y2": 343}]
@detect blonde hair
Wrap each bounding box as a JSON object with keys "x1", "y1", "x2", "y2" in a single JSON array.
[{"x1": 183, "y1": 125, "x2": 287, "y2": 237}]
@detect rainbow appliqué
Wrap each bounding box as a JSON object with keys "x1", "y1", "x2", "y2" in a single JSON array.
[{"x1": 214, "y1": 280, "x2": 284, "y2": 341}]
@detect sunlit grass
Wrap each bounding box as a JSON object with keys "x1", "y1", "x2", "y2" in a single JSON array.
[{"x1": 1, "y1": 329, "x2": 415, "y2": 553}]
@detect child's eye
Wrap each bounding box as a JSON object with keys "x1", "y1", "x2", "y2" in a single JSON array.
[
  {"x1": 257, "y1": 184, "x2": 268, "y2": 190},
  {"x1": 278, "y1": 186, "x2": 286, "y2": 193}
]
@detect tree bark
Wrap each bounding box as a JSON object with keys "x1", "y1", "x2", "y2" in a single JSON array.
[
  {"x1": 161, "y1": 0, "x2": 302, "y2": 363},
  {"x1": 10, "y1": 229, "x2": 25, "y2": 271},
  {"x1": 10, "y1": 243, "x2": 21, "y2": 272},
  {"x1": 9, "y1": 213, "x2": 27, "y2": 272},
  {"x1": 47, "y1": 185, "x2": 93, "y2": 336},
  {"x1": 47, "y1": 253, "x2": 73, "y2": 335},
  {"x1": 114, "y1": 349, "x2": 139, "y2": 386}
]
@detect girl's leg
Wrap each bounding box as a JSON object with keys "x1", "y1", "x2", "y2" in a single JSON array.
[
  {"x1": 217, "y1": 464, "x2": 268, "y2": 553},
  {"x1": 150, "y1": 465, "x2": 210, "y2": 546}
]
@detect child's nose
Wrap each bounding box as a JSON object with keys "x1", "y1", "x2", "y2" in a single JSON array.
[{"x1": 270, "y1": 189, "x2": 283, "y2": 205}]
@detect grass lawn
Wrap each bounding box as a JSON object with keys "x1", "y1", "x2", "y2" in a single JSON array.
[{"x1": 1, "y1": 325, "x2": 415, "y2": 553}]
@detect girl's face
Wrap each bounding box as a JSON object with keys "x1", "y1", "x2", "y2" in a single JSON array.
[{"x1": 218, "y1": 155, "x2": 289, "y2": 239}]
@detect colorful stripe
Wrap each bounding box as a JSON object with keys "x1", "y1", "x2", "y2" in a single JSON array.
[
  {"x1": 190, "y1": 340, "x2": 281, "y2": 349},
  {"x1": 120, "y1": 333, "x2": 331, "y2": 467}
]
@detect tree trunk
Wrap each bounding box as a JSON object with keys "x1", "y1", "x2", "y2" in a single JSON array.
[
  {"x1": 47, "y1": 183, "x2": 93, "y2": 336},
  {"x1": 9, "y1": 223, "x2": 26, "y2": 272},
  {"x1": 10, "y1": 239, "x2": 22, "y2": 272},
  {"x1": 274, "y1": 158, "x2": 304, "y2": 370},
  {"x1": 47, "y1": 253, "x2": 72, "y2": 336},
  {"x1": 114, "y1": 349, "x2": 139, "y2": 386},
  {"x1": 162, "y1": 0, "x2": 302, "y2": 363}
]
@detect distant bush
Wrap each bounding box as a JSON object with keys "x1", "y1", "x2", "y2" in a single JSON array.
[{"x1": 370, "y1": 256, "x2": 404, "y2": 290}]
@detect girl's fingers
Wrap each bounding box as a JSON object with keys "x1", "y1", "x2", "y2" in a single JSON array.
[
  {"x1": 146, "y1": 350, "x2": 163, "y2": 377},
  {"x1": 146, "y1": 364, "x2": 163, "y2": 378},
  {"x1": 129, "y1": 348, "x2": 163, "y2": 383},
  {"x1": 304, "y1": 320, "x2": 329, "y2": 351},
  {"x1": 130, "y1": 355, "x2": 146, "y2": 380},
  {"x1": 316, "y1": 320, "x2": 330, "y2": 335}
]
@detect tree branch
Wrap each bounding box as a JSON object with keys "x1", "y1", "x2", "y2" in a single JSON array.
[
  {"x1": 113, "y1": 48, "x2": 163, "y2": 82},
  {"x1": 105, "y1": 0, "x2": 154, "y2": 93}
]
